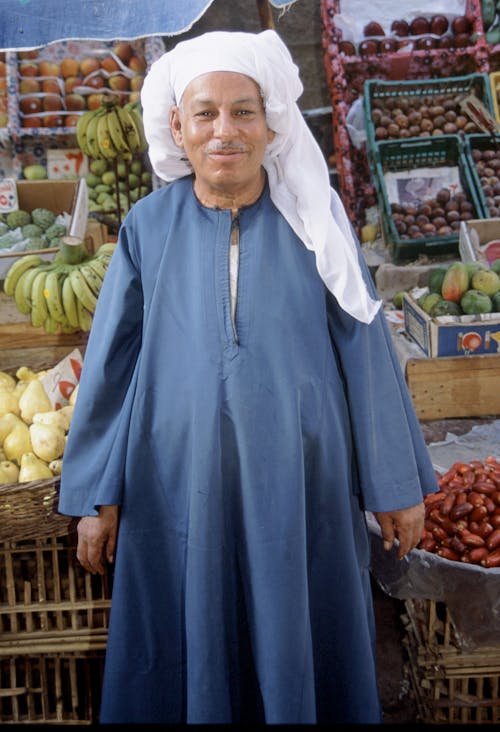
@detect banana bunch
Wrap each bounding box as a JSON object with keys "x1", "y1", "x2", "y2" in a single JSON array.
[
  {"x1": 3, "y1": 242, "x2": 116, "y2": 334},
  {"x1": 76, "y1": 96, "x2": 147, "y2": 162}
]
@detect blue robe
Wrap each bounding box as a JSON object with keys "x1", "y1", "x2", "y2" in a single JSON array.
[{"x1": 58, "y1": 176, "x2": 437, "y2": 724}]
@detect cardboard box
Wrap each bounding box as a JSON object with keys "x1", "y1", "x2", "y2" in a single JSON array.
[
  {"x1": 459, "y1": 217, "x2": 500, "y2": 266},
  {"x1": 403, "y1": 292, "x2": 500, "y2": 358}
]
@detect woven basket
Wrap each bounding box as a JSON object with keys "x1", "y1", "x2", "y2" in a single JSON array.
[{"x1": 0, "y1": 477, "x2": 74, "y2": 544}]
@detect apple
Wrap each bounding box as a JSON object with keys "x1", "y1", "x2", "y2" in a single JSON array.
[
  {"x1": 87, "y1": 92, "x2": 105, "y2": 110},
  {"x1": 64, "y1": 113, "x2": 81, "y2": 127},
  {"x1": 41, "y1": 78, "x2": 61, "y2": 94},
  {"x1": 19, "y1": 61, "x2": 40, "y2": 77},
  {"x1": 20, "y1": 96, "x2": 42, "y2": 114},
  {"x1": 22, "y1": 115, "x2": 42, "y2": 128},
  {"x1": 60, "y1": 57, "x2": 80, "y2": 78},
  {"x1": 65, "y1": 93, "x2": 86, "y2": 111},
  {"x1": 39, "y1": 60, "x2": 60, "y2": 77},
  {"x1": 108, "y1": 74, "x2": 130, "y2": 92},
  {"x1": 80, "y1": 57, "x2": 101, "y2": 77},
  {"x1": 129, "y1": 74, "x2": 144, "y2": 92},
  {"x1": 451, "y1": 15, "x2": 473, "y2": 35},
  {"x1": 43, "y1": 113, "x2": 64, "y2": 127},
  {"x1": 113, "y1": 42, "x2": 134, "y2": 64},
  {"x1": 19, "y1": 77, "x2": 41, "y2": 94},
  {"x1": 43, "y1": 94, "x2": 63, "y2": 111},
  {"x1": 86, "y1": 74, "x2": 105, "y2": 89},
  {"x1": 128, "y1": 54, "x2": 147, "y2": 73},
  {"x1": 100, "y1": 55, "x2": 121, "y2": 74},
  {"x1": 64, "y1": 75, "x2": 83, "y2": 94}
]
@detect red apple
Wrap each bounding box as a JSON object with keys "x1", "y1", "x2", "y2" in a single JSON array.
[
  {"x1": 64, "y1": 113, "x2": 82, "y2": 127},
  {"x1": 19, "y1": 77, "x2": 41, "y2": 94},
  {"x1": 41, "y1": 78, "x2": 61, "y2": 94},
  {"x1": 108, "y1": 74, "x2": 130, "y2": 92},
  {"x1": 128, "y1": 54, "x2": 147, "y2": 73},
  {"x1": 39, "y1": 60, "x2": 60, "y2": 77},
  {"x1": 60, "y1": 57, "x2": 80, "y2": 78},
  {"x1": 100, "y1": 55, "x2": 120, "y2": 74},
  {"x1": 19, "y1": 61, "x2": 40, "y2": 77},
  {"x1": 22, "y1": 115, "x2": 42, "y2": 127},
  {"x1": 65, "y1": 93, "x2": 86, "y2": 111},
  {"x1": 80, "y1": 57, "x2": 101, "y2": 77},
  {"x1": 64, "y1": 75, "x2": 83, "y2": 94},
  {"x1": 43, "y1": 113, "x2": 64, "y2": 127},
  {"x1": 20, "y1": 96, "x2": 42, "y2": 114},
  {"x1": 87, "y1": 92, "x2": 105, "y2": 110},
  {"x1": 87, "y1": 74, "x2": 105, "y2": 90},
  {"x1": 113, "y1": 42, "x2": 134, "y2": 64},
  {"x1": 42, "y1": 94, "x2": 63, "y2": 111}
]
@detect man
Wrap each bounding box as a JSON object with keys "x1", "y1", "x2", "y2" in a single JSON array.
[{"x1": 58, "y1": 30, "x2": 437, "y2": 724}]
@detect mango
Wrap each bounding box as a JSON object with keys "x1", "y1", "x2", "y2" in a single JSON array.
[
  {"x1": 441, "y1": 262, "x2": 469, "y2": 303},
  {"x1": 461, "y1": 289, "x2": 493, "y2": 315},
  {"x1": 471, "y1": 269, "x2": 500, "y2": 297},
  {"x1": 22, "y1": 164, "x2": 47, "y2": 181}
]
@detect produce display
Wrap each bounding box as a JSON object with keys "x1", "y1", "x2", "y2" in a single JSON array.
[
  {"x1": 417, "y1": 258, "x2": 500, "y2": 316},
  {"x1": 419, "y1": 456, "x2": 500, "y2": 567},
  {"x1": 0, "y1": 206, "x2": 69, "y2": 253},
  {"x1": 390, "y1": 188, "x2": 477, "y2": 240},
  {"x1": 0, "y1": 364, "x2": 78, "y2": 483},
  {"x1": 469, "y1": 145, "x2": 500, "y2": 216},
  {"x1": 3, "y1": 240, "x2": 116, "y2": 333}
]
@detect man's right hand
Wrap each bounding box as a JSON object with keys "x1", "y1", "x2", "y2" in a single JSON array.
[{"x1": 76, "y1": 504, "x2": 119, "y2": 575}]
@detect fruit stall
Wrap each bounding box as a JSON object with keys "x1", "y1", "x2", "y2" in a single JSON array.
[{"x1": 0, "y1": 0, "x2": 499, "y2": 724}]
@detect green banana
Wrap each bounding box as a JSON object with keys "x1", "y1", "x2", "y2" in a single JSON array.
[
  {"x1": 97, "y1": 112, "x2": 118, "y2": 160},
  {"x1": 30, "y1": 269, "x2": 50, "y2": 327},
  {"x1": 3, "y1": 254, "x2": 44, "y2": 297},
  {"x1": 76, "y1": 297, "x2": 94, "y2": 332},
  {"x1": 61, "y1": 273, "x2": 80, "y2": 329},
  {"x1": 106, "y1": 106, "x2": 132, "y2": 157},
  {"x1": 95, "y1": 242, "x2": 116, "y2": 258},
  {"x1": 69, "y1": 268, "x2": 98, "y2": 312},
  {"x1": 44, "y1": 270, "x2": 66, "y2": 323},
  {"x1": 76, "y1": 109, "x2": 97, "y2": 156}
]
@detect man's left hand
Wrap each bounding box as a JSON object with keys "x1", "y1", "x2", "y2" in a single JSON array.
[{"x1": 373, "y1": 502, "x2": 425, "y2": 560}]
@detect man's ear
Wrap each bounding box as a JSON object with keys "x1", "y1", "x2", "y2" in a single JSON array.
[{"x1": 170, "y1": 106, "x2": 183, "y2": 148}]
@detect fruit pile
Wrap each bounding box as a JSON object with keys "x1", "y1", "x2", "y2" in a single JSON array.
[
  {"x1": 17, "y1": 41, "x2": 146, "y2": 129},
  {"x1": 418, "y1": 259, "x2": 500, "y2": 317},
  {"x1": 470, "y1": 145, "x2": 500, "y2": 217},
  {"x1": 3, "y1": 240, "x2": 116, "y2": 333},
  {"x1": 390, "y1": 188, "x2": 476, "y2": 240},
  {"x1": 419, "y1": 456, "x2": 500, "y2": 568},
  {"x1": 86, "y1": 157, "x2": 152, "y2": 227},
  {"x1": 0, "y1": 364, "x2": 79, "y2": 484},
  {"x1": 0, "y1": 206, "x2": 68, "y2": 252}
]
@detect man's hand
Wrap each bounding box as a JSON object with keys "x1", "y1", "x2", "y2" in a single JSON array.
[
  {"x1": 76, "y1": 505, "x2": 119, "y2": 575},
  {"x1": 373, "y1": 502, "x2": 425, "y2": 560}
]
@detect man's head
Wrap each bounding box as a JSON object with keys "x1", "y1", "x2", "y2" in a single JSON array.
[{"x1": 170, "y1": 71, "x2": 275, "y2": 207}]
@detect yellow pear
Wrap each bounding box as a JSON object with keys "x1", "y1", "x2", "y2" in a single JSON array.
[
  {"x1": 0, "y1": 371, "x2": 16, "y2": 391},
  {"x1": 59, "y1": 404, "x2": 74, "y2": 429},
  {"x1": 49, "y1": 458, "x2": 63, "y2": 475},
  {"x1": 29, "y1": 423, "x2": 66, "y2": 463},
  {"x1": 18, "y1": 379, "x2": 51, "y2": 424},
  {"x1": 16, "y1": 366, "x2": 38, "y2": 382},
  {"x1": 4, "y1": 422, "x2": 32, "y2": 464},
  {"x1": 0, "y1": 460, "x2": 19, "y2": 484},
  {"x1": 18, "y1": 452, "x2": 53, "y2": 482},
  {"x1": 0, "y1": 389, "x2": 20, "y2": 418},
  {"x1": 0, "y1": 412, "x2": 23, "y2": 444},
  {"x1": 32, "y1": 409, "x2": 69, "y2": 433}
]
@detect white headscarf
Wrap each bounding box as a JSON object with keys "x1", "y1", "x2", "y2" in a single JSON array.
[{"x1": 141, "y1": 29, "x2": 381, "y2": 324}]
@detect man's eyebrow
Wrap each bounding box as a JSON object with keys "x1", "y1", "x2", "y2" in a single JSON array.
[{"x1": 190, "y1": 95, "x2": 262, "y2": 106}]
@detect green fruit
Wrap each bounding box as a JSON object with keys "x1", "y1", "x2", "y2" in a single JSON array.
[
  {"x1": 430, "y1": 300, "x2": 463, "y2": 317},
  {"x1": 460, "y1": 289, "x2": 493, "y2": 315},
  {"x1": 427, "y1": 267, "x2": 447, "y2": 294},
  {"x1": 89, "y1": 159, "x2": 109, "y2": 176},
  {"x1": 31, "y1": 208, "x2": 56, "y2": 230},
  {"x1": 101, "y1": 171, "x2": 116, "y2": 186},
  {"x1": 471, "y1": 268, "x2": 500, "y2": 297},
  {"x1": 85, "y1": 173, "x2": 101, "y2": 188},
  {"x1": 6, "y1": 209, "x2": 31, "y2": 229},
  {"x1": 130, "y1": 159, "x2": 142, "y2": 175},
  {"x1": 491, "y1": 291, "x2": 500, "y2": 312},
  {"x1": 392, "y1": 291, "x2": 405, "y2": 309},
  {"x1": 23, "y1": 164, "x2": 48, "y2": 181},
  {"x1": 420, "y1": 292, "x2": 443, "y2": 314},
  {"x1": 490, "y1": 259, "x2": 500, "y2": 275},
  {"x1": 21, "y1": 223, "x2": 43, "y2": 239}
]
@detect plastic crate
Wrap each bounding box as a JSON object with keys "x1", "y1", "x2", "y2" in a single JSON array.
[
  {"x1": 364, "y1": 73, "x2": 495, "y2": 158},
  {"x1": 373, "y1": 134, "x2": 484, "y2": 262},
  {"x1": 463, "y1": 133, "x2": 500, "y2": 218}
]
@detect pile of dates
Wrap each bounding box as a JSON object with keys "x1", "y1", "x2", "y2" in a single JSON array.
[
  {"x1": 339, "y1": 15, "x2": 474, "y2": 56},
  {"x1": 372, "y1": 92, "x2": 481, "y2": 142},
  {"x1": 470, "y1": 146, "x2": 500, "y2": 217},
  {"x1": 391, "y1": 188, "x2": 475, "y2": 239},
  {"x1": 419, "y1": 456, "x2": 500, "y2": 568}
]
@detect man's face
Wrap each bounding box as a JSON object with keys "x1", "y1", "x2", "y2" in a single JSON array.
[{"x1": 170, "y1": 71, "x2": 274, "y2": 203}]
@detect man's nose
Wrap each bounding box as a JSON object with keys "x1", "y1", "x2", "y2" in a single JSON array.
[{"x1": 213, "y1": 111, "x2": 236, "y2": 136}]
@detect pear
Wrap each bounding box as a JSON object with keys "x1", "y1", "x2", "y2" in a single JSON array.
[
  {"x1": 0, "y1": 389, "x2": 20, "y2": 418},
  {"x1": 0, "y1": 412, "x2": 23, "y2": 443},
  {"x1": 49, "y1": 458, "x2": 63, "y2": 476},
  {"x1": 19, "y1": 379, "x2": 51, "y2": 424},
  {"x1": 18, "y1": 452, "x2": 53, "y2": 482},
  {"x1": 4, "y1": 422, "x2": 32, "y2": 464},
  {"x1": 32, "y1": 410, "x2": 69, "y2": 433},
  {"x1": 29, "y1": 423, "x2": 66, "y2": 463},
  {"x1": 0, "y1": 371, "x2": 16, "y2": 392},
  {"x1": 0, "y1": 460, "x2": 19, "y2": 484}
]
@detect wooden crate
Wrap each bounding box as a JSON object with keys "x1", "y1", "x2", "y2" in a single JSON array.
[
  {"x1": 405, "y1": 354, "x2": 500, "y2": 421},
  {"x1": 402, "y1": 598, "x2": 500, "y2": 724}
]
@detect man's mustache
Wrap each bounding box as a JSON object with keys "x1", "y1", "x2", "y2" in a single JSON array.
[{"x1": 205, "y1": 142, "x2": 246, "y2": 153}]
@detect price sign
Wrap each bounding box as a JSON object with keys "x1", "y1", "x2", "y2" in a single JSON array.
[{"x1": 0, "y1": 179, "x2": 19, "y2": 213}]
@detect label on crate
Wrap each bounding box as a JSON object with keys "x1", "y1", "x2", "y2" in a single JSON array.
[{"x1": 0, "y1": 178, "x2": 19, "y2": 212}]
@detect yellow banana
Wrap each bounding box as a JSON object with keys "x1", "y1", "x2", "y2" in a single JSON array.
[
  {"x1": 44, "y1": 270, "x2": 66, "y2": 323},
  {"x1": 86, "y1": 255, "x2": 109, "y2": 282},
  {"x1": 69, "y1": 268, "x2": 98, "y2": 312},
  {"x1": 106, "y1": 106, "x2": 132, "y2": 157},
  {"x1": 61, "y1": 272, "x2": 80, "y2": 329},
  {"x1": 80, "y1": 261, "x2": 105, "y2": 295},
  {"x1": 97, "y1": 112, "x2": 118, "y2": 160},
  {"x1": 116, "y1": 104, "x2": 141, "y2": 154},
  {"x1": 95, "y1": 242, "x2": 117, "y2": 258},
  {"x1": 14, "y1": 267, "x2": 39, "y2": 314},
  {"x1": 3, "y1": 254, "x2": 44, "y2": 297},
  {"x1": 76, "y1": 109, "x2": 97, "y2": 156},
  {"x1": 43, "y1": 313, "x2": 60, "y2": 334},
  {"x1": 30, "y1": 269, "x2": 50, "y2": 327},
  {"x1": 126, "y1": 101, "x2": 148, "y2": 153},
  {"x1": 85, "y1": 108, "x2": 106, "y2": 160},
  {"x1": 76, "y1": 297, "x2": 94, "y2": 332}
]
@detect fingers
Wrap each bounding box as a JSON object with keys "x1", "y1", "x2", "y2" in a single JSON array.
[
  {"x1": 374, "y1": 502, "x2": 425, "y2": 560},
  {"x1": 76, "y1": 516, "x2": 107, "y2": 575}
]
